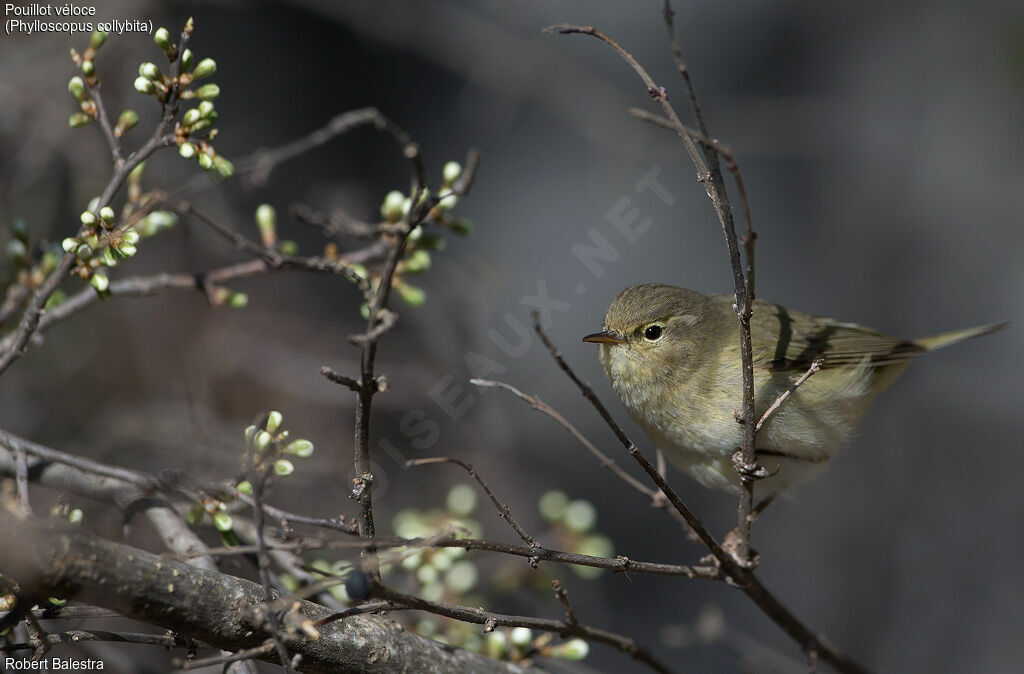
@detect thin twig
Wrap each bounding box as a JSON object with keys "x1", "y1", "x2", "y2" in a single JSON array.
[
  {"x1": 320, "y1": 366, "x2": 361, "y2": 392},
  {"x1": 177, "y1": 641, "x2": 276, "y2": 670},
  {"x1": 755, "y1": 359, "x2": 823, "y2": 433},
  {"x1": 407, "y1": 457, "x2": 539, "y2": 548},
  {"x1": 377, "y1": 585, "x2": 674, "y2": 674},
  {"x1": 551, "y1": 580, "x2": 577, "y2": 626}
]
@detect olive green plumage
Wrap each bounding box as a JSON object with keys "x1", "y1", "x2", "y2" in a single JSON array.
[{"x1": 585, "y1": 283, "x2": 1005, "y2": 496}]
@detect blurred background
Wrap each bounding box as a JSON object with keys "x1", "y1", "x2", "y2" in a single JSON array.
[{"x1": 1, "y1": 0, "x2": 1022, "y2": 672}]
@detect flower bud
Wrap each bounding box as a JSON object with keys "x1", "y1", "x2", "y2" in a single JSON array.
[
  {"x1": 551, "y1": 639, "x2": 589, "y2": 661},
  {"x1": 134, "y1": 76, "x2": 156, "y2": 95},
  {"x1": 178, "y1": 142, "x2": 195, "y2": 158},
  {"x1": 255, "y1": 204, "x2": 276, "y2": 247},
  {"x1": 402, "y1": 249, "x2": 431, "y2": 274},
  {"x1": 396, "y1": 282, "x2": 426, "y2": 307},
  {"x1": 380, "y1": 190, "x2": 405, "y2": 223},
  {"x1": 117, "y1": 243, "x2": 137, "y2": 258},
  {"x1": 138, "y1": 62, "x2": 161, "y2": 81},
  {"x1": 99, "y1": 206, "x2": 115, "y2": 227},
  {"x1": 236, "y1": 480, "x2": 252, "y2": 496},
  {"x1": 76, "y1": 243, "x2": 92, "y2": 260},
  {"x1": 212, "y1": 156, "x2": 234, "y2": 177},
  {"x1": 448, "y1": 217, "x2": 473, "y2": 236},
  {"x1": 197, "y1": 101, "x2": 215, "y2": 118},
  {"x1": 90, "y1": 272, "x2": 109, "y2": 292},
  {"x1": 6, "y1": 239, "x2": 27, "y2": 264},
  {"x1": 510, "y1": 627, "x2": 533, "y2": 648},
  {"x1": 442, "y1": 161, "x2": 461, "y2": 185},
  {"x1": 153, "y1": 27, "x2": 171, "y2": 52},
  {"x1": 81, "y1": 60, "x2": 95, "y2": 78},
  {"x1": 213, "y1": 511, "x2": 234, "y2": 532},
  {"x1": 122, "y1": 229, "x2": 140, "y2": 245},
  {"x1": 69, "y1": 112, "x2": 91, "y2": 128},
  {"x1": 182, "y1": 108, "x2": 200, "y2": 126},
  {"x1": 68, "y1": 508, "x2": 84, "y2": 525},
  {"x1": 90, "y1": 30, "x2": 108, "y2": 50},
  {"x1": 197, "y1": 152, "x2": 214, "y2": 169},
  {"x1": 101, "y1": 247, "x2": 118, "y2": 266},
  {"x1": 284, "y1": 439, "x2": 314, "y2": 458},
  {"x1": 68, "y1": 76, "x2": 86, "y2": 102},
  {"x1": 191, "y1": 58, "x2": 217, "y2": 79},
  {"x1": 273, "y1": 459, "x2": 294, "y2": 477},
  {"x1": 62, "y1": 238, "x2": 78, "y2": 253},
  {"x1": 254, "y1": 430, "x2": 272, "y2": 452},
  {"x1": 194, "y1": 83, "x2": 220, "y2": 100},
  {"x1": 180, "y1": 48, "x2": 194, "y2": 73},
  {"x1": 264, "y1": 410, "x2": 283, "y2": 434},
  {"x1": 115, "y1": 109, "x2": 139, "y2": 135},
  {"x1": 80, "y1": 211, "x2": 97, "y2": 227}
]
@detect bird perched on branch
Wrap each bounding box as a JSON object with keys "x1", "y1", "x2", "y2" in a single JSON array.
[{"x1": 584, "y1": 283, "x2": 1006, "y2": 498}]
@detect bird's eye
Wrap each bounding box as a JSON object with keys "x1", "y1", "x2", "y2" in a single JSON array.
[{"x1": 644, "y1": 325, "x2": 663, "y2": 341}]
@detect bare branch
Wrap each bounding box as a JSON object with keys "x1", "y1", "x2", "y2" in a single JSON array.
[{"x1": 755, "y1": 359, "x2": 824, "y2": 433}]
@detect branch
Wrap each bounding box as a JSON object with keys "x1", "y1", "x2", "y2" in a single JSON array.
[
  {"x1": 407, "y1": 457, "x2": 539, "y2": 548},
  {"x1": 377, "y1": 585, "x2": 672, "y2": 674},
  {"x1": 0, "y1": 514, "x2": 544, "y2": 674},
  {"x1": 755, "y1": 359, "x2": 823, "y2": 433}
]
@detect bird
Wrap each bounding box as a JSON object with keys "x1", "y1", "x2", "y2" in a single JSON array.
[{"x1": 583, "y1": 283, "x2": 1006, "y2": 498}]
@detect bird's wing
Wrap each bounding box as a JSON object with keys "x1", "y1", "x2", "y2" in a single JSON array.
[{"x1": 748, "y1": 300, "x2": 924, "y2": 371}]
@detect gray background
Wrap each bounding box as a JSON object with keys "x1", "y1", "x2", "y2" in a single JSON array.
[{"x1": 1, "y1": 1, "x2": 1021, "y2": 672}]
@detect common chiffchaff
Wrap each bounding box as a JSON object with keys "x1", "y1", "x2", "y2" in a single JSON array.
[{"x1": 584, "y1": 284, "x2": 1006, "y2": 497}]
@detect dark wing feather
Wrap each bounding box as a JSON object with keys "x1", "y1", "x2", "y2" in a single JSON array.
[{"x1": 748, "y1": 299, "x2": 924, "y2": 371}]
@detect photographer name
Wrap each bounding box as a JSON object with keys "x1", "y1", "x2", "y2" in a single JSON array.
[{"x1": 4, "y1": 657, "x2": 104, "y2": 670}]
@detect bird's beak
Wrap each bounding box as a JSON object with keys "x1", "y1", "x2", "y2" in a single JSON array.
[{"x1": 582, "y1": 330, "x2": 625, "y2": 345}]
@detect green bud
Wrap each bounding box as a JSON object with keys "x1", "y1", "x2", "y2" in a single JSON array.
[
  {"x1": 195, "y1": 101, "x2": 214, "y2": 119},
  {"x1": 178, "y1": 142, "x2": 195, "y2": 158},
  {"x1": 284, "y1": 439, "x2": 314, "y2": 458},
  {"x1": 448, "y1": 218, "x2": 473, "y2": 236},
  {"x1": 228, "y1": 292, "x2": 247, "y2": 308},
  {"x1": 244, "y1": 424, "x2": 258, "y2": 445},
  {"x1": 396, "y1": 282, "x2": 426, "y2": 307},
  {"x1": 538, "y1": 490, "x2": 569, "y2": 522},
  {"x1": 212, "y1": 511, "x2": 234, "y2": 532},
  {"x1": 551, "y1": 639, "x2": 589, "y2": 661},
  {"x1": 350, "y1": 264, "x2": 369, "y2": 280},
  {"x1": 265, "y1": 410, "x2": 283, "y2": 434},
  {"x1": 76, "y1": 243, "x2": 92, "y2": 260},
  {"x1": 255, "y1": 204, "x2": 276, "y2": 247},
  {"x1": 180, "y1": 48, "x2": 194, "y2": 73},
  {"x1": 134, "y1": 76, "x2": 156, "y2": 95},
  {"x1": 153, "y1": 27, "x2": 171, "y2": 52},
  {"x1": 90, "y1": 30, "x2": 108, "y2": 50},
  {"x1": 380, "y1": 190, "x2": 405, "y2": 223},
  {"x1": 254, "y1": 430, "x2": 272, "y2": 452},
  {"x1": 122, "y1": 229, "x2": 140, "y2": 245},
  {"x1": 182, "y1": 108, "x2": 200, "y2": 126},
  {"x1": 577, "y1": 534, "x2": 614, "y2": 559},
  {"x1": 446, "y1": 484, "x2": 477, "y2": 516},
  {"x1": 279, "y1": 240, "x2": 298, "y2": 256},
  {"x1": 81, "y1": 60, "x2": 95, "y2": 78},
  {"x1": 6, "y1": 239, "x2": 27, "y2": 263},
  {"x1": 68, "y1": 76, "x2": 86, "y2": 102},
  {"x1": 564, "y1": 499, "x2": 597, "y2": 533},
  {"x1": 359, "y1": 302, "x2": 370, "y2": 320},
  {"x1": 48, "y1": 597, "x2": 67, "y2": 607},
  {"x1": 87, "y1": 196, "x2": 100, "y2": 212},
  {"x1": 115, "y1": 109, "x2": 139, "y2": 134},
  {"x1": 90, "y1": 272, "x2": 109, "y2": 292},
  {"x1": 99, "y1": 206, "x2": 115, "y2": 227},
  {"x1": 139, "y1": 62, "x2": 162, "y2": 81},
  {"x1": 101, "y1": 247, "x2": 118, "y2": 266},
  {"x1": 510, "y1": 627, "x2": 533, "y2": 648},
  {"x1": 184, "y1": 504, "x2": 204, "y2": 524},
  {"x1": 194, "y1": 83, "x2": 220, "y2": 100},
  {"x1": 62, "y1": 238, "x2": 78, "y2": 253},
  {"x1": 442, "y1": 161, "x2": 461, "y2": 185},
  {"x1": 435, "y1": 192, "x2": 458, "y2": 211},
  {"x1": 68, "y1": 112, "x2": 91, "y2": 128},
  {"x1": 444, "y1": 560, "x2": 478, "y2": 594},
  {"x1": 402, "y1": 249, "x2": 431, "y2": 274},
  {"x1": 197, "y1": 152, "x2": 214, "y2": 169},
  {"x1": 236, "y1": 480, "x2": 253, "y2": 496},
  {"x1": 417, "y1": 233, "x2": 446, "y2": 251},
  {"x1": 213, "y1": 156, "x2": 234, "y2": 178},
  {"x1": 41, "y1": 250, "x2": 59, "y2": 273},
  {"x1": 117, "y1": 243, "x2": 137, "y2": 258},
  {"x1": 192, "y1": 57, "x2": 217, "y2": 79},
  {"x1": 273, "y1": 459, "x2": 294, "y2": 477},
  {"x1": 68, "y1": 508, "x2": 83, "y2": 525}
]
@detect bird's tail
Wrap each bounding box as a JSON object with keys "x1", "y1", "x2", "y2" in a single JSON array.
[{"x1": 913, "y1": 322, "x2": 1008, "y2": 351}]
